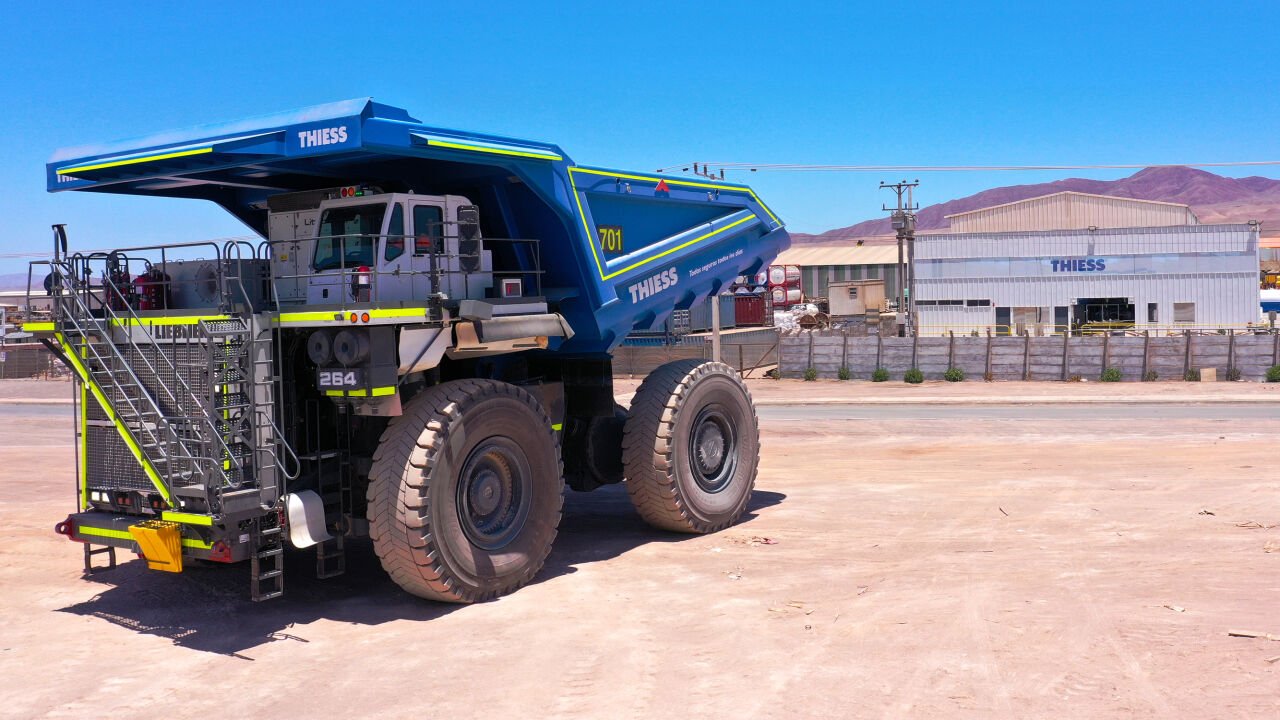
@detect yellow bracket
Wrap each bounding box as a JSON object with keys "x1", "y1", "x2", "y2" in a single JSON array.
[{"x1": 128, "y1": 520, "x2": 184, "y2": 573}]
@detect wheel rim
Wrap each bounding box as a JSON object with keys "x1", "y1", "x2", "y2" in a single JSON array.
[
  {"x1": 688, "y1": 404, "x2": 737, "y2": 493},
  {"x1": 457, "y1": 437, "x2": 533, "y2": 550}
]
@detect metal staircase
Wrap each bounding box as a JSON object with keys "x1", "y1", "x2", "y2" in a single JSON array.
[{"x1": 49, "y1": 253, "x2": 283, "y2": 520}]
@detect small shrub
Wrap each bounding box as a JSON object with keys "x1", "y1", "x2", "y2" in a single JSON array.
[
  {"x1": 943, "y1": 367, "x2": 964, "y2": 382},
  {"x1": 904, "y1": 368, "x2": 924, "y2": 384},
  {"x1": 1226, "y1": 367, "x2": 1242, "y2": 381},
  {"x1": 803, "y1": 367, "x2": 818, "y2": 382},
  {"x1": 1184, "y1": 369, "x2": 1201, "y2": 382},
  {"x1": 1267, "y1": 365, "x2": 1280, "y2": 382},
  {"x1": 1100, "y1": 367, "x2": 1122, "y2": 382},
  {"x1": 1068, "y1": 374, "x2": 1083, "y2": 383},
  {"x1": 983, "y1": 371, "x2": 995, "y2": 382},
  {"x1": 872, "y1": 367, "x2": 890, "y2": 382},
  {"x1": 1143, "y1": 370, "x2": 1158, "y2": 382},
  {"x1": 837, "y1": 366, "x2": 851, "y2": 381}
]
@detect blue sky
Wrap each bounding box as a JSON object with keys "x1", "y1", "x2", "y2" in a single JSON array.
[{"x1": 2, "y1": 1, "x2": 1278, "y2": 273}]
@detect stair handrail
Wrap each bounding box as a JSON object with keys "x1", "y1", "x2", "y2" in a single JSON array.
[
  {"x1": 221, "y1": 240, "x2": 302, "y2": 485},
  {"x1": 49, "y1": 257, "x2": 186, "y2": 500},
  {"x1": 63, "y1": 251, "x2": 252, "y2": 502}
]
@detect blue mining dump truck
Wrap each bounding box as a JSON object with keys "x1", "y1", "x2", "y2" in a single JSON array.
[{"x1": 26, "y1": 98, "x2": 788, "y2": 602}]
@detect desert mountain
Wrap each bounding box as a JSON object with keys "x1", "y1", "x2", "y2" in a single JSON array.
[{"x1": 793, "y1": 166, "x2": 1280, "y2": 244}]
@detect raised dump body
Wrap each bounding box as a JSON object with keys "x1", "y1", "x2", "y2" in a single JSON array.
[{"x1": 31, "y1": 99, "x2": 789, "y2": 602}]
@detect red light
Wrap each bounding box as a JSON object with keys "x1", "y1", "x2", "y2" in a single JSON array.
[
  {"x1": 349, "y1": 313, "x2": 358, "y2": 323},
  {"x1": 361, "y1": 312, "x2": 371, "y2": 323}
]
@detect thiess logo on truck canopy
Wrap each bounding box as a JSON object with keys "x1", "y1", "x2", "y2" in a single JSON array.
[
  {"x1": 628, "y1": 268, "x2": 678, "y2": 303},
  {"x1": 287, "y1": 122, "x2": 358, "y2": 154},
  {"x1": 296, "y1": 126, "x2": 349, "y2": 149}
]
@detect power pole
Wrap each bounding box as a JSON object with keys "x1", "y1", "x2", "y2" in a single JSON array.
[{"x1": 880, "y1": 180, "x2": 919, "y2": 336}]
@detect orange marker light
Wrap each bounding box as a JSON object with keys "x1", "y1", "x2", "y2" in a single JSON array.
[
  {"x1": 361, "y1": 313, "x2": 371, "y2": 323},
  {"x1": 349, "y1": 313, "x2": 358, "y2": 323}
]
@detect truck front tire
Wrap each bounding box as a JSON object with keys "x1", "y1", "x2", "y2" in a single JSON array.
[
  {"x1": 622, "y1": 360, "x2": 759, "y2": 533},
  {"x1": 367, "y1": 379, "x2": 563, "y2": 602}
]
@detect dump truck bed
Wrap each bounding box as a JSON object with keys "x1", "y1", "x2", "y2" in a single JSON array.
[{"x1": 47, "y1": 98, "x2": 789, "y2": 353}]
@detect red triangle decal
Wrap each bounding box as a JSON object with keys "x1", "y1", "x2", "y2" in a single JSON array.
[{"x1": 655, "y1": 180, "x2": 670, "y2": 193}]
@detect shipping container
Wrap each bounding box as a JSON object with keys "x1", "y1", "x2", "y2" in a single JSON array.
[
  {"x1": 689, "y1": 294, "x2": 737, "y2": 332},
  {"x1": 734, "y1": 294, "x2": 767, "y2": 327}
]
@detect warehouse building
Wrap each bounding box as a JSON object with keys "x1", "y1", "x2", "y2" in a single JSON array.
[
  {"x1": 914, "y1": 192, "x2": 1260, "y2": 334},
  {"x1": 771, "y1": 243, "x2": 900, "y2": 303}
]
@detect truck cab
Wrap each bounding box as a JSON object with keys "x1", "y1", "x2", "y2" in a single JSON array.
[{"x1": 271, "y1": 189, "x2": 493, "y2": 306}]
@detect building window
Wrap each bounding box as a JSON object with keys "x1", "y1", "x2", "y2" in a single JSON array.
[
  {"x1": 915, "y1": 300, "x2": 937, "y2": 306},
  {"x1": 1147, "y1": 303, "x2": 1158, "y2": 323},
  {"x1": 966, "y1": 299, "x2": 991, "y2": 307},
  {"x1": 1174, "y1": 302, "x2": 1195, "y2": 323}
]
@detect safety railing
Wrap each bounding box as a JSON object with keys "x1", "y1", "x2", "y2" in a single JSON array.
[
  {"x1": 31, "y1": 233, "x2": 298, "y2": 513},
  {"x1": 262, "y1": 225, "x2": 543, "y2": 308}
]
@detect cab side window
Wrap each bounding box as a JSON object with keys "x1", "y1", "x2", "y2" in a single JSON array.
[
  {"x1": 384, "y1": 203, "x2": 406, "y2": 261},
  {"x1": 413, "y1": 205, "x2": 443, "y2": 256}
]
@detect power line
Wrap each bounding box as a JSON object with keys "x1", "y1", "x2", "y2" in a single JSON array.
[{"x1": 655, "y1": 160, "x2": 1280, "y2": 174}]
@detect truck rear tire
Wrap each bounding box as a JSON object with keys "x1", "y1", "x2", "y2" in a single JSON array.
[
  {"x1": 622, "y1": 360, "x2": 759, "y2": 533},
  {"x1": 367, "y1": 379, "x2": 563, "y2": 602}
]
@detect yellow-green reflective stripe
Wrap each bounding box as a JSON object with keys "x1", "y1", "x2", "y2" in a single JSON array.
[
  {"x1": 551, "y1": 423, "x2": 563, "y2": 432},
  {"x1": 278, "y1": 311, "x2": 337, "y2": 323},
  {"x1": 161, "y1": 511, "x2": 213, "y2": 526},
  {"x1": 566, "y1": 168, "x2": 781, "y2": 281},
  {"x1": 570, "y1": 167, "x2": 780, "y2": 223},
  {"x1": 112, "y1": 315, "x2": 229, "y2": 327},
  {"x1": 80, "y1": 383, "x2": 88, "y2": 511},
  {"x1": 23, "y1": 322, "x2": 54, "y2": 332},
  {"x1": 427, "y1": 139, "x2": 562, "y2": 161},
  {"x1": 79, "y1": 526, "x2": 131, "y2": 541},
  {"x1": 325, "y1": 386, "x2": 396, "y2": 397},
  {"x1": 78, "y1": 525, "x2": 212, "y2": 550},
  {"x1": 57, "y1": 147, "x2": 214, "y2": 175},
  {"x1": 369, "y1": 308, "x2": 427, "y2": 319},
  {"x1": 57, "y1": 333, "x2": 173, "y2": 505},
  {"x1": 279, "y1": 308, "x2": 428, "y2": 324},
  {"x1": 568, "y1": 169, "x2": 607, "y2": 280},
  {"x1": 609, "y1": 216, "x2": 755, "y2": 278}
]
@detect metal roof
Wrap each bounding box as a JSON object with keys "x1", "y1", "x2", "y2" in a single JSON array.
[
  {"x1": 944, "y1": 191, "x2": 1193, "y2": 219},
  {"x1": 943, "y1": 191, "x2": 1198, "y2": 233},
  {"x1": 774, "y1": 244, "x2": 900, "y2": 267}
]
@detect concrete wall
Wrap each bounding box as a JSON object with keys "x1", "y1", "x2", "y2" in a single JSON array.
[{"x1": 780, "y1": 331, "x2": 1280, "y2": 381}]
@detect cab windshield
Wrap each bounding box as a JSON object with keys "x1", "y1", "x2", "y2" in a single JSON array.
[{"x1": 312, "y1": 203, "x2": 387, "y2": 271}]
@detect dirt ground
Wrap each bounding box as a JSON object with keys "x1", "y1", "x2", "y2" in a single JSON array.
[{"x1": 1, "y1": 379, "x2": 1277, "y2": 718}]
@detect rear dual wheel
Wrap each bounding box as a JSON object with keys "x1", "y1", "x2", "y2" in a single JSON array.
[
  {"x1": 623, "y1": 360, "x2": 759, "y2": 533},
  {"x1": 367, "y1": 379, "x2": 563, "y2": 602}
]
